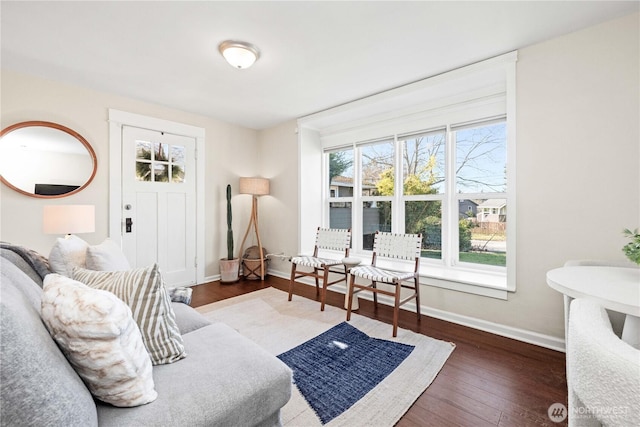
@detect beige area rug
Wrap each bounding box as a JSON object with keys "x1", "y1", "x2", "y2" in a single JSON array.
[{"x1": 196, "y1": 287, "x2": 455, "y2": 426}]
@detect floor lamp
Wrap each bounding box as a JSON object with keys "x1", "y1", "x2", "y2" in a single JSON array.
[{"x1": 238, "y1": 177, "x2": 270, "y2": 280}]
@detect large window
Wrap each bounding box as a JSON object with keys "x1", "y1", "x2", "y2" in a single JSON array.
[
  {"x1": 326, "y1": 118, "x2": 507, "y2": 270},
  {"x1": 302, "y1": 51, "x2": 517, "y2": 294}
]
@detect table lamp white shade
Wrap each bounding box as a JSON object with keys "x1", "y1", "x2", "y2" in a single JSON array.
[
  {"x1": 239, "y1": 177, "x2": 270, "y2": 196},
  {"x1": 43, "y1": 205, "x2": 95, "y2": 235}
]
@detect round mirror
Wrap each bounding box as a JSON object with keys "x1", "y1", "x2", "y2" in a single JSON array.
[{"x1": 0, "y1": 121, "x2": 97, "y2": 198}]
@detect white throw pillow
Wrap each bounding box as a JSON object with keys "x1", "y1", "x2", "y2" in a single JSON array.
[
  {"x1": 48, "y1": 235, "x2": 89, "y2": 277},
  {"x1": 41, "y1": 274, "x2": 157, "y2": 407},
  {"x1": 86, "y1": 238, "x2": 131, "y2": 271},
  {"x1": 73, "y1": 264, "x2": 186, "y2": 365}
]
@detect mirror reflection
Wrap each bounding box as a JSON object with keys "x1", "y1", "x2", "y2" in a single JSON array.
[{"x1": 0, "y1": 121, "x2": 97, "y2": 198}]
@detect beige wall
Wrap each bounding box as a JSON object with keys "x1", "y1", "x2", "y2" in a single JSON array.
[
  {"x1": 0, "y1": 70, "x2": 259, "y2": 278},
  {"x1": 1, "y1": 12, "x2": 637, "y2": 341},
  {"x1": 259, "y1": 12, "x2": 640, "y2": 340},
  {"x1": 255, "y1": 120, "x2": 299, "y2": 272}
]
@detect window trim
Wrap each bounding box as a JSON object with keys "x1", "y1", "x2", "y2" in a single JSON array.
[
  {"x1": 299, "y1": 51, "x2": 517, "y2": 297},
  {"x1": 325, "y1": 118, "x2": 509, "y2": 289}
]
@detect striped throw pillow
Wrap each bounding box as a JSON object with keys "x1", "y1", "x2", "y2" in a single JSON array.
[{"x1": 73, "y1": 264, "x2": 186, "y2": 365}]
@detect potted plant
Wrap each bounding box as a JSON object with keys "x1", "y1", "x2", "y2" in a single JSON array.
[
  {"x1": 220, "y1": 184, "x2": 240, "y2": 282},
  {"x1": 622, "y1": 228, "x2": 640, "y2": 265}
]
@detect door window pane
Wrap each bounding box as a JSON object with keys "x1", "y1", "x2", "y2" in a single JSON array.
[
  {"x1": 402, "y1": 132, "x2": 445, "y2": 195},
  {"x1": 154, "y1": 142, "x2": 169, "y2": 161},
  {"x1": 153, "y1": 163, "x2": 169, "y2": 182},
  {"x1": 362, "y1": 201, "x2": 391, "y2": 250},
  {"x1": 328, "y1": 149, "x2": 354, "y2": 198},
  {"x1": 361, "y1": 141, "x2": 394, "y2": 196},
  {"x1": 136, "y1": 141, "x2": 152, "y2": 159},
  {"x1": 172, "y1": 164, "x2": 185, "y2": 183},
  {"x1": 135, "y1": 140, "x2": 185, "y2": 183}
]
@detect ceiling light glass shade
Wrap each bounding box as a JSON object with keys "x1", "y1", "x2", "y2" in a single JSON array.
[{"x1": 218, "y1": 40, "x2": 260, "y2": 69}]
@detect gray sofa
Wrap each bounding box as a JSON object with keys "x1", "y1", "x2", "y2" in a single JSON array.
[{"x1": 0, "y1": 246, "x2": 292, "y2": 426}]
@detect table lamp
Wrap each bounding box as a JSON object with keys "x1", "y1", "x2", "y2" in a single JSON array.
[
  {"x1": 43, "y1": 205, "x2": 95, "y2": 237},
  {"x1": 237, "y1": 177, "x2": 270, "y2": 280}
]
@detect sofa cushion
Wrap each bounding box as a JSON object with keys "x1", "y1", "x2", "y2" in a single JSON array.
[
  {"x1": 86, "y1": 238, "x2": 132, "y2": 271},
  {"x1": 0, "y1": 258, "x2": 98, "y2": 426},
  {"x1": 73, "y1": 264, "x2": 186, "y2": 365},
  {"x1": 171, "y1": 301, "x2": 212, "y2": 334},
  {"x1": 49, "y1": 234, "x2": 89, "y2": 276},
  {"x1": 96, "y1": 323, "x2": 292, "y2": 426},
  {"x1": 42, "y1": 274, "x2": 157, "y2": 407}
]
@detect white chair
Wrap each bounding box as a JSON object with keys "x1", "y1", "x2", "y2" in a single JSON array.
[
  {"x1": 346, "y1": 231, "x2": 422, "y2": 337},
  {"x1": 288, "y1": 228, "x2": 351, "y2": 311},
  {"x1": 567, "y1": 298, "x2": 640, "y2": 426}
]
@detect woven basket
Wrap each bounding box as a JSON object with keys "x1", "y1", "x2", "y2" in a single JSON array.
[{"x1": 242, "y1": 246, "x2": 268, "y2": 280}]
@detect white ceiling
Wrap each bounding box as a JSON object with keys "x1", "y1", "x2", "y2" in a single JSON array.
[{"x1": 2, "y1": 1, "x2": 638, "y2": 130}]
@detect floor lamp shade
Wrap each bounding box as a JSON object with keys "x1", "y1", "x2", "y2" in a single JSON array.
[
  {"x1": 43, "y1": 205, "x2": 95, "y2": 235},
  {"x1": 239, "y1": 177, "x2": 270, "y2": 196}
]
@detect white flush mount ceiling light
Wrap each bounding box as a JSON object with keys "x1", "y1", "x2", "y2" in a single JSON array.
[{"x1": 218, "y1": 40, "x2": 260, "y2": 69}]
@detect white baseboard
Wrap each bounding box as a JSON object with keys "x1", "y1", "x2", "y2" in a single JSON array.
[
  {"x1": 268, "y1": 268, "x2": 566, "y2": 353},
  {"x1": 202, "y1": 274, "x2": 219, "y2": 284}
]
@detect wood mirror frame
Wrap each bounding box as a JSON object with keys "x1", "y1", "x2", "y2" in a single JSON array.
[{"x1": 0, "y1": 121, "x2": 97, "y2": 198}]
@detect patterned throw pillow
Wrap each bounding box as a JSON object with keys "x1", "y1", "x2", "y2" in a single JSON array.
[
  {"x1": 73, "y1": 264, "x2": 186, "y2": 365},
  {"x1": 41, "y1": 274, "x2": 157, "y2": 407}
]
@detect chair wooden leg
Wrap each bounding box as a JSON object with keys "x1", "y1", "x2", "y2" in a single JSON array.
[
  {"x1": 314, "y1": 268, "x2": 320, "y2": 297},
  {"x1": 414, "y1": 276, "x2": 421, "y2": 321},
  {"x1": 346, "y1": 274, "x2": 356, "y2": 321},
  {"x1": 393, "y1": 281, "x2": 401, "y2": 337},
  {"x1": 320, "y1": 267, "x2": 330, "y2": 311},
  {"x1": 288, "y1": 264, "x2": 297, "y2": 301},
  {"x1": 372, "y1": 281, "x2": 378, "y2": 307}
]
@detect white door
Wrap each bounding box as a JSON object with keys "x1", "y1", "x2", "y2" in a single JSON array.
[{"x1": 121, "y1": 126, "x2": 197, "y2": 287}]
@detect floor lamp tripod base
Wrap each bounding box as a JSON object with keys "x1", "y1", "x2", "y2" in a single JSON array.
[{"x1": 238, "y1": 195, "x2": 266, "y2": 280}]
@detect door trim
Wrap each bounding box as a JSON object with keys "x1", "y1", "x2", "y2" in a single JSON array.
[{"x1": 108, "y1": 109, "x2": 206, "y2": 285}]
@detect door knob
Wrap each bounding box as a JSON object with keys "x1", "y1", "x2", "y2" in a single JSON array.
[{"x1": 125, "y1": 218, "x2": 133, "y2": 233}]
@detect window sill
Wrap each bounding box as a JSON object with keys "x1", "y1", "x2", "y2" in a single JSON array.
[
  {"x1": 420, "y1": 264, "x2": 508, "y2": 300},
  {"x1": 331, "y1": 250, "x2": 509, "y2": 300}
]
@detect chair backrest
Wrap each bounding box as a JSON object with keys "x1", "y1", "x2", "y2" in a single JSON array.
[
  {"x1": 314, "y1": 228, "x2": 351, "y2": 252},
  {"x1": 372, "y1": 231, "x2": 422, "y2": 261},
  {"x1": 568, "y1": 298, "x2": 640, "y2": 427}
]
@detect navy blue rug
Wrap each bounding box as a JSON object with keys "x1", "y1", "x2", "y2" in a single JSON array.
[{"x1": 277, "y1": 322, "x2": 415, "y2": 424}]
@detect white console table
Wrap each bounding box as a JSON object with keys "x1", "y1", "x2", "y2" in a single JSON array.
[{"x1": 547, "y1": 266, "x2": 640, "y2": 348}]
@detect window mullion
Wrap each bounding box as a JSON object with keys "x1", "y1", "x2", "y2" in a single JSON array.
[
  {"x1": 322, "y1": 150, "x2": 329, "y2": 226},
  {"x1": 394, "y1": 136, "x2": 404, "y2": 234},
  {"x1": 443, "y1": 125, "x2": 457, "y2": 267},
  {"x1": 353, "y1": 145, "x2": 363, "y2": 251}
]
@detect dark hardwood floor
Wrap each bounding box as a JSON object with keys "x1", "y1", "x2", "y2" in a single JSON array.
[{"x1": 191, "y1": 276, "x2": 568, "y2": 427}]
